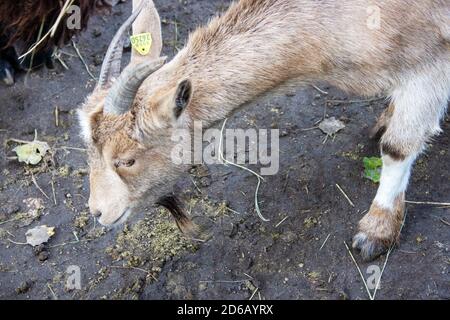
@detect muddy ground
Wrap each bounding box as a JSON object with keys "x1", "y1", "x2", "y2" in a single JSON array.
[{"x1": 0, "y1": 0, "x2": 449, "y2": 300}]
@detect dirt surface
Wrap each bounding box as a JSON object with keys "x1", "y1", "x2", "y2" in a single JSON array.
[{"x1": 0, "y1": 0, "x2": 449, "y2": 300}]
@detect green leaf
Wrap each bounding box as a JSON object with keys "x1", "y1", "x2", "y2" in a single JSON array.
[
  {"x1": 13, "y1": 141, "x2": 49, "y2": 165},
  {"x1": 363, "y1": 156, "x2": 382, "y2": 183}
]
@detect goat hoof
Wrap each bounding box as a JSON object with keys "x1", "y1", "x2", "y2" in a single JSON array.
[
  {"x1": 352, "y1": 232, "x2": 390, "y2": 262},
  {"x1": 0, "y1": 58, "x2": 15, "y2": 86}
]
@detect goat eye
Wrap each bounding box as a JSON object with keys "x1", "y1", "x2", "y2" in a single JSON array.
[
  {"x1": 115, "y1": 159, "x2": 135, "y2": 168},
  {"x1": 124, "y1": 159, "x2": 135, "y2": 167}
]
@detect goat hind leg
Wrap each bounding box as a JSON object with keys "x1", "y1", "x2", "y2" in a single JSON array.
[
  {"x1": 353, "y1": 69, "x2": 449, "y2": 261},
  {"x1": 369, "y1": 102, "x2": 394, "y2": 140}
]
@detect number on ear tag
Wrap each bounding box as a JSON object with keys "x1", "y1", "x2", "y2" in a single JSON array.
[{"x1": 130, "y1": 33, "x2": 153, "y2": 56}]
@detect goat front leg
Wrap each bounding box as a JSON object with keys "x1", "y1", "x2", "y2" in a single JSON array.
[{"x1": 353, "y1": 68, "x2": 449, "y2": 261}]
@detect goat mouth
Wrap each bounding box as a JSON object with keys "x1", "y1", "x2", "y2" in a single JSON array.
[{"x1": 105, "y1": 207, "x2": 133, "y2": 227}]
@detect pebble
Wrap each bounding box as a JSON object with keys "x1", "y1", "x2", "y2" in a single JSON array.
[
  {"x1": 38, "y1": 251, "x2": 49, "y2": 262},
  {"x1": 16, "y1": 281, "x2": 32, "y2": 294}
]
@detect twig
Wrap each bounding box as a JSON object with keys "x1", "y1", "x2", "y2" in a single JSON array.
[
  {"x1": 275, "y1": 216, "x2": 288, "y2": 228},
  {"x1": 249, "y1": 287, "x2": 259, "y2": 300},
  {"x1": 56, "y1": 146, "x2": 87, "y2": 152},
  {"x1": 55, "y1": 106, "x2": 60, "y2": 127},
  {"x1": 47, "y1": 283, "x2": 58, "y2": 300},
  {"x1": 405, "y1": 200, "x2": 450, "y2": 207},
  {"x1": 54, "y1": 52, "x2": 69, "y2": 70},
  {"x1": 190, "y1": 176, "x2": 202, "y2": 193},
  {"x1": 71, "y1": 40, "x2": 97, "y2": 80},
  {"x1": 299, "y1": 126, "x2": 319, "y2": 132},
  {"x1": 19, "y1": 0, "x2": 74, "y2": 60},
  {"x1": 311, "y1": 85, "x2": 328, "y2": 95},
  {"x1": 327, "y1": 97, "x2": 383, "y2": 104},
  {"x1": 335, "y1": 184, "x2": 355, "y2": 207},
  {"x1": 0, "y1": 217, "x2": 21, "y2": 226},
  {"x1": 31, "y1": 173, "x2": 50, "y2": 200},
  {"x1": 5, "y1": 138, "x2": 33, "y2": 145},
  {"x1": 225, "y1": 207, "x2": 242, "y2": 215},
  {"x1": 199, "y1": 279, "x2": 249, "y2": 284},
  {"x1": 6, "y1": 239, "x2": 28, "y2": 245},
  {"x1": 50, "y1": 180, "x2": 57, "y2": 205},
  {"x1": 49, "y1": 239, "x2": 89, "y2": 248},
  {"x1": 344, "y1": 241, "x2": 373, "y2": 300},
  {"x1": 319, "y1": 233, "x2": 331, "y2": 251},
  {"x1": 109, "y1": 265, "x2": 158, "y2": 281},
  {"x1": 372, "y1": 210, "x2": 408, "y2": 300},
  {"x1": 218, "y1": 118, "x2": 269, "y2": 222},
  {"x1": 438, "y1": 217, "x2": 450, "y2": 227}
]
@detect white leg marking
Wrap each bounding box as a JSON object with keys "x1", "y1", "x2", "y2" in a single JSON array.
[{"x1": 373, "y1": 155, "x2": 415, "y2": 210}]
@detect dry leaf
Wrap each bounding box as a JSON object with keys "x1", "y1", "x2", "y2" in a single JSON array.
[
  {"x1": 25, "y1": 225, "x2": 55, "y2": 246},
  {"x1": 318, "y1": 117, "x2": 346, "y2": 135},
  {"x1": 13, "y1": 140, "x2": 49, "y2": 165}
]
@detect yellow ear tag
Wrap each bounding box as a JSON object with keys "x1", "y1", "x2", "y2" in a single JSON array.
[{"x1": 130, "y1": 33, "x2": 152, "y2": 56}]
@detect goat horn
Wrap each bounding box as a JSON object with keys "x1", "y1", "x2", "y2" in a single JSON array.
[
  {"x1": 103, "y1": 57, "x2": 166, "y2": 115},
  {"x1": 97, "y1": 0, "x2": 146, "y2": 88}
]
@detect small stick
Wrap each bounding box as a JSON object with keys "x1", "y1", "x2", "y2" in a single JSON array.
[
  {"x1": 199, "y1": 279, "x2": 249, "y2": 284},
  {"x1": 226, "y1": 207, "x2": 242, "y2": 215},
  {"x1": 7, "y1": 239, "x2": 27, "y2": 245},
  {"x1": 31, "y1": 173, "x2": 50, "y2": 200},
  {"x1": 344, "y1": 241, "x2": 373, "y2": 300},
  {"x1": 0, "y1": 217, "x2": 21, "y2": 226},
  {"x1": 50, "y1": 180, "x2": 57, "y2": 205},
  {"x1": 311, "y1": 85, "x2": 328, "y2": 95},
  {"x1": 109, "y1": 265, "x2": 158, "y2": 281},
  {"x1": 319, "y1": 233, "x2": 331, "y2": 251},
  {"x1": 243, "y1": 273, "x2": 253, "y2": 279},
  {"x1": 335, "y1": 184, "x2": 355, "y2": 207},
  {"x1": 190, "y1": 176, "x2": 202, "y2": 193},
  {"x1": 405, "y1": 200, "x2": 450, "y2": 207},
  {"x1": 249, "y1": 287, "x2": 259, "y2": 300},
  {"x1": 299, "y1": 126, "x2": 319, "y2": 132},
  {"x1": 55, "y1": 106, "x2": 60, "y2": 127},
  {"x1": 439, "y1": 218, "x2": 450, "y2": 227},
  {"x1": 6, "y1": 138, "x2": 33, "y2": 145},
  {"x1": 327, "y1": 97, "x2": 383, "y2": 104},
  {"x1": 19, "y1": 0, "x2": 74, "y2": 60},
  {"x1": 71, "y1": 40, "x2": 97, "y2": 80},
  {"x1": 47, "y1": 284, "x2": 58, "y2": 300},
  {"x1": 56, "y1": 146, "x2": 87, "y2": 152},
  {"x1": 49, "y1": 239, "x2": 88, "y2": 248},
  {"x1": 54, "y1": 53, "x2": 69, "y2": 70},
  {"x1": 372, "y1": 211, "x2": 407, "y2": 300},
  {"x1": 275, "y1": 216, "x2": 288, "y2": 228},
  {"x1": 218, "y1": 118, "x2": 269, "y2": 222}
]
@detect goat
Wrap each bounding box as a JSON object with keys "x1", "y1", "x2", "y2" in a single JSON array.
[
  {"x1": 78, "y1": 0, "x2": 450, "y2": 261},
  {"x1": 0, "y1": 0, "x2": 111, "y2": 85}
]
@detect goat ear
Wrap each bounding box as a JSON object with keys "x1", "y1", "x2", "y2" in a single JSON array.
[
  {"x1": 174, "y1": 79, "x2": 192, "y2": 119},
  {"x1": 130, "y1": 0, "x2": 163, "y2": 65},
  {"x1": 77, "y1": 105, "x2": 103, "y2": 143},
  {"x1": 133, "y1": 80, "x2": 192, "y2": 138}
]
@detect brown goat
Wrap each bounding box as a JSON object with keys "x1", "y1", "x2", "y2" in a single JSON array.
[{"x1": 79, "y1": 0, "x2": 450, "y2": 261}]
